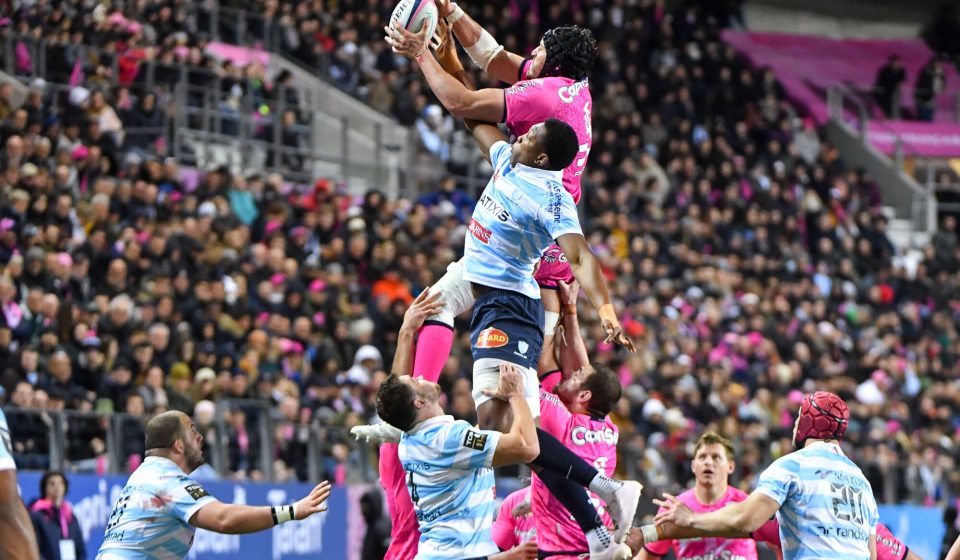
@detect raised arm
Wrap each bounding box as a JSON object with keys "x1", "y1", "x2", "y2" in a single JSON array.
[
  {"x1": 392, "y1": 289, "x2": 445, "y2": 376},
  {"x1": 555, "y1": 279, "x2": 590, "y2": 374},
  {"x1": 436, "y1": 1, "x2": 528, "y2": 84},
  {"x1": 555, "y1": 233, "x2": 635, "y2": 352},
  {"x1": 386, "y1": 22, "x2": 506, "y2": 123},
  {"x1": 650, "y1": 491, "x2": 780, "y2": 538},
  {"x1": 190, "y1": 481, "x2": 331, "y2": 534},
  {"x1": 489, "y1": 363, "x2": 540, "y2": 466}
]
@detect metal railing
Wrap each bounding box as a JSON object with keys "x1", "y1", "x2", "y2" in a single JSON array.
[
  {"x1": 1, "y1": 31, "x2": 414, "y2": 197},
  {"x1": 827, "y1": 84, "x2": 936, "y2": 243},
  {"x1": 2, "y1": 402, "x2": 375, "y2": 483}
]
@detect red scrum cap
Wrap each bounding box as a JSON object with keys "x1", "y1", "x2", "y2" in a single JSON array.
[{"x1": 794, "y1": 391, "x2": 849, "y2": 447}]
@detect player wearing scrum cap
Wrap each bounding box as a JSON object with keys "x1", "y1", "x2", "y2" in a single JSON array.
[{"x1": 641, "y1": 391, "x2": 880, "y2": 560}]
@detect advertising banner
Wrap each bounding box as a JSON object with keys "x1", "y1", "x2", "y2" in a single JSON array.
[{"x1": 18, "y1": 472, "x2": 349, "y2": 560}]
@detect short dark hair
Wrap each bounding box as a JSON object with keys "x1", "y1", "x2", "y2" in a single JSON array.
[
  {"x1": 541, "y1": 119, "x2": 579, "y2": 171},
  {"x1": 542, "y1": 26, "x2": 597, "y2": 81},
  {"x1": 582, "y1": 363, "x2": 622, "y2": 417},
  {"x1": 375, "y1": 375, "x2": 418, "y2": 432},
  {"x1": 145, "y1": 411, "x2": 186, "y2": 450},
  {"x1": 40, "y1": 471, "x2": 68, "y2": 497}
]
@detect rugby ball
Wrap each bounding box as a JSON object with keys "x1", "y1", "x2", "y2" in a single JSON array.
[{"x1": 390, "y1": 0, "x2": 439, "y2": 40}]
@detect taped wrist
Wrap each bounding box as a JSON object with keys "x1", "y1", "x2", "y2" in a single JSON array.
[
  {"x1": 272, "y1": 504, "x2": 296, "y2": 525},
  {"x1": 463, "y1": 28, "x2": 503, "y2": 72},
  {"x1": 446, "y1": 3, "x2": 465, "y2": 23},
  {"x1": 640, "y1": 524, "x2": 660, "y2": 543}
]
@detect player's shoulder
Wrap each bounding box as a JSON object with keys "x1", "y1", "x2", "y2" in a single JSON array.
[
  {"x1": 725, "y1": 485, "x2": 750, "y2": 502},
  {"x1": 676, "y1": 487, "x2": 700, "y2": 505}
]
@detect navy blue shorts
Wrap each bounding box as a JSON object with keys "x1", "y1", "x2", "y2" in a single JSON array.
[{"x1": 469, "y1": 287, "x2": 544, "y2": 371}]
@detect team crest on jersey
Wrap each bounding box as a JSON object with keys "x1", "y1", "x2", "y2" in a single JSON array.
[
  {"x1": 469, "y1": 218, "x2": 492, "y2": 244},
  {"x1": 476, "y1": 328, "x2": 509, "y2": 348},
  {"x1": 463, "y1": 430, "x2": 488, "y2": 450},
  {"x1": 184, "y1": 484, "x2": 209, "y2": 501},
  {"x1": 515, "y1": 340, "x2": 529, "y2": 358}
]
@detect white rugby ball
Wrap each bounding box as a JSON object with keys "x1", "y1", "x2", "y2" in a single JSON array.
[{"x1": 390, "y1": 0, "x2": 439, "y2": 40}]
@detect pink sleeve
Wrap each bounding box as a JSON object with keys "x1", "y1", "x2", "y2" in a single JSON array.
[
  {"x1": 492, "y1": 495, "x2": 519, "y2": 550},
  {"x1": 539, "y1": 370, "x2": 562, "y2": 393},
  {"x1": 505, "y1": 80, "x2": 556, "y2": 128},
  {"x1": 753, "y1": 517, "x2": 781, "y2": 546},
  {"x1": 539, "y1": 389, "x2": 571, "y2": 437}
]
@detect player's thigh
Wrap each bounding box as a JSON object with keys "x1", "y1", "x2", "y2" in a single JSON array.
[
  {"x1": 473, "y1": 357, "x2": 541, "y2": 430},
  {"x1": 426, "y1": 257, "x2": 475, "y2": 324}
]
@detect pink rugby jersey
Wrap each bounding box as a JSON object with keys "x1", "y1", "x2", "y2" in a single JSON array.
[
  {"x1": 504, "y1": 76, "x2": 592, "y2": 204},
  {"x1": 876, "y1": 523, "x2": 908, "y2": 560},
  {"x1": 532, "y1": 389, "x2": 617, "y2": 558},
  {"x1": 492, "y1": 487, "x2": 537, "y2": 550},
  {"x1": 644, "y1": 486, "x2": 781, "y2": 560}
]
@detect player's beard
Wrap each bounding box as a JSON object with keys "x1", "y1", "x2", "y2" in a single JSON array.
[{"x1": 186, "y1": 442, "x2": 205, "y2": 473}]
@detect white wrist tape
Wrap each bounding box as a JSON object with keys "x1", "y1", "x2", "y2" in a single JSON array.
[
  {"x1": 446, "y1": 3, "x2": 465, "y2": 24},
  {"x1": 464, "y1": 28, "x2": 503, "y2": 72},
  {"x1": 543, "y1": 310, "x2": 560, "y2": 337},
  {"x1": 272, "y1": 504, "x2": 295, "y2": 525},
  {"x1": 640, "y1": 524, "x2": 660, "y2": 543}
]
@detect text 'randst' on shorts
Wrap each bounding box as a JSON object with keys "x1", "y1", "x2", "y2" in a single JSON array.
[
  {"x1": 470, "y1": 287, "x2": 544, "y2": 415},
  {"x1": 535, "y1": 244, "x2": 575, "y2": 290}
]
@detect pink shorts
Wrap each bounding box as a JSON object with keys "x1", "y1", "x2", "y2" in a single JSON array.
[{"x1": 535, "y1": 245, "x2": 574, "y2": 289}]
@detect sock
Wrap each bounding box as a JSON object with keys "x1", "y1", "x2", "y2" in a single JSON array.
[
  {"x1": 537, "y1": 469, "x2": 602, "y2": 535},
  {"x1": 531, "y1": 428, "x2": 603, "y2": 487},
  {"x1": 585, "y1": 526, "x2": 614, "y2": 552},
  {"x1": 588, "y1": 473, "x2": 625, "y2": 505},
  {"x1": 413, "y1": 322, "x2": 454, "y2": 383}
]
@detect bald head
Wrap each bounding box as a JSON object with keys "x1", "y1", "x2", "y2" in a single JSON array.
[{"x1": 145, "y1": 410, "x2": 188, "y2": 450}]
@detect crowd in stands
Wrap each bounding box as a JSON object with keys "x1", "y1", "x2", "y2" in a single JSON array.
[{"x1": 2, "y1": 0, "x2": 960, "y2": 518}]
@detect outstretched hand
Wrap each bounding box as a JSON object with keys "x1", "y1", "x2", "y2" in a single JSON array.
[
  {"x1": 601, "y1": 318, "x2": 636, "y2": 353},
  {"x1": 482, "y1": 362, "x2": 524, "y2": 401},
  {"x1": 384, "y1": 20, "x2": 443, "y2": 60},
  {"x1": 401, "y1": 288, "x2": 445, "y2": 333},
  {"x1": 652, "y1": 493, "x2": 694, "y2": 528},
  {"x1": 294, "y1": 481, "x2": 332, "y2": 520}
]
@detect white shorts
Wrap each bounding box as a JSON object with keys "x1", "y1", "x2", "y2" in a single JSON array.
[
  {"x1": 426, "y1": 258, "x2": 475, "y2": 326},
  {"x1": 472, "y1": 357, "x2": 541, "y2": 418}
]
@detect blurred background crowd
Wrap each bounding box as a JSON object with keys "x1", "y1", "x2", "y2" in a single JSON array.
[{"x1": 2, "y1": 0, "x2": 960, "y2": 532}]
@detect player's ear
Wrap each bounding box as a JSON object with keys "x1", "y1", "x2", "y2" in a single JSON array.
[
  {"x1": 727, "y1": 460, "x2": 735, "y2": 474},
  {"x1": 534, "y1": 153, "x2": 549, "y2": 168}
]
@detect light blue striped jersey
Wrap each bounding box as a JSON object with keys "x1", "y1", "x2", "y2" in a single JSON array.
[
  {"x1": 0, "y1": 409, "x2": 15, "y2": 471},
  {"x1": 755, "y1": 441, "x2": 879, "y2": 560},
  {"x1": 398, "y1": 415, "x2": 501, "y2": 560},
  {"x1": 97, "y1": 457, "x2": 217, "y2": 560},
  {"x1": 464, "y1": 140, "x2": 582, "y2": 299}
]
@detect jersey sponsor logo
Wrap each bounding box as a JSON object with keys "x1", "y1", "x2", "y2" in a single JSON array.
[
  {"x1": 463, "y1": 430, "x2": 488, "y2": 451},
  {"x1": 814, "y1": 524, "x2": 869, "y2": 541},
  {"x1": 184, "y1": 483, "x2": 210, "y2": 501},
  {"x1": 479, "y1": 194, "x2": 512, "y2": 222},
  {"x1": 682, "y1": 553, "x2": 750, "y2": 560},
  {"x1": 571, "y1": 426, "x2": 619, "y2": 446},
  {"x1": 476, "y1": 327, "x2": 509, "y2": 348},
  {"x1": 877, "y1": 534, "x2": 902, "y2": 554},
  {"x1": 507, "y1": 82, "x2": 535, "y2": 95},
  {"x1": 549, "y1": 184, "x2": 564, "y2": 223},
  {"x1": 469, "y1": 218, "x2": 492, "y2": 244},
  {"x1": 558, "y1": 80, "x2": 589, "y2": 103}
]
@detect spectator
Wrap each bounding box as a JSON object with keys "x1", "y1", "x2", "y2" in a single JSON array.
[
  {"x1": 873, "y1": 54, "x2": 907, "y2": 118},
  {"x1": 29, "y1": 471, "x2": 86, "y2": 560},
  {"x1": 914, "y1": 56, "x2": 946, "y2": 121}
]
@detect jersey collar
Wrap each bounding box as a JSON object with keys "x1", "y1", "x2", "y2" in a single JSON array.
[
  {"x1": 408, "y1": 414, "x2": 454, "y2": 435},
  {"x1": 512, "y1": 162, "x2": 564, "y2": 183}
]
